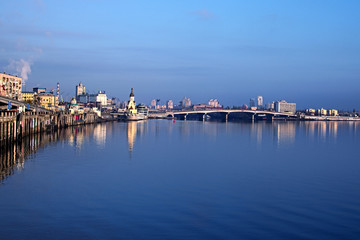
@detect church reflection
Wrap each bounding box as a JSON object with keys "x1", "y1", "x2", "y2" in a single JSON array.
[{"x1": 127, "y1": 121, "x2": 137, "y2": 153}]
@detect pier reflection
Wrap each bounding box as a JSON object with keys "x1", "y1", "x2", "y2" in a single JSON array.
[
  {"x1": 0, "y1": 123, "x2": 115, "y2": 182},
  {"x1": 0, "y1": 131, "x2": 61, "y2": 181}
]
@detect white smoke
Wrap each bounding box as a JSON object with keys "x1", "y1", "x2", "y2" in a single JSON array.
[{"x1": 7, "y1": 59, "x2": 32, "y2": 83}]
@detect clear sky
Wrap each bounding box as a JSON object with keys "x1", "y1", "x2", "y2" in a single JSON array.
[{"x1": 1, "y1": 0, "x2": 359, "y2": 109}]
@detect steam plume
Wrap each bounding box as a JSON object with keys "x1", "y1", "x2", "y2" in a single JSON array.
[{"x1": 7, "y1": 59, "x2": 32, "y2": 82}]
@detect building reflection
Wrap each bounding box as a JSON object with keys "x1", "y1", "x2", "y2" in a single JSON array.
[
  {"x1": 127, "y1": 121, "x2": 137, "y2": 153},
  {"x1": 126, "y1": 121, "x2": 147, "y2": 155},
  {"x1": 250, "y1": 122, "x2": 264, "y2": 145},
  {"x1": 94, "y1": 124, "x2": 107, "y2": 148},
  {"x1": 274, "y1": 122, "x2": 296, "y2": 146},
  {"x1": 304, "y1": 121, "x2": 339, "y2": 139}
]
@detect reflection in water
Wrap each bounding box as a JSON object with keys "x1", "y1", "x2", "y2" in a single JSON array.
[
  {"x1": 249, "y1": 122, "x2": 296, "y2": 147},
  {"x1": 0, "y1": 123, "x2": 115, "y2": 182},
  {"x1": 127, "y1": 121, "x2": 137, "y2": 153},
  {"x1": 94, "y1": 124, "x2": 107, "y2": 148},
  {"x1": 1, "y1": 120, "x2": 359, "y2": 182},
  {"x1": 304, "y1": 121, "x2": 339, "y2": 139},
  {"x1": 126, "y1": 121, "x2": 147, "y2": 155},
  {"x1": 1, "y1": 132, "x2": 59, "y2": 181},
  {"x1": 275, "y1": 122, "x2": 296, "y2": 146}
]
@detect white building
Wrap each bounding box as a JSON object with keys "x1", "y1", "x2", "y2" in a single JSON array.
[
  {"x1": 265, "y1": 102, "x2": 275, "y2": 110},
  {"x1": 257, "y1": 96, "x2": 263, "y2": 108},
  {"x1": 89, "y1": 91, "x2": 107, "y2": 106},
  {"x1": 0, "y1": 73, "x2": 22, "y2": 100},
  {"x1": 208, "y1": 99, "x2": 221, "y2": 108},
  {"x1": 150, "y1": 99, "x2": 156, "y2": 109},
  {"x1": 167, "y1": 100, "x2": 174, "y2": 109},
  {"x1": 274, "y1": 100, "x2": 296, "y2": 113},
  {"x1": 75, "y1": 82, "x2": 86, "y2": 101},
  {"x1": 180, "y1": 97, "x2": 191, "y2": 108}
]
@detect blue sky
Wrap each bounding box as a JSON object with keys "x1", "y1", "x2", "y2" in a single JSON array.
[{"x1": 1, "y1": 0, "x2": 360, "y2": 109}]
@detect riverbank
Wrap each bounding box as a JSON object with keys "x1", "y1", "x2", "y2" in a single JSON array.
[{"x1": 0, "y1": 110, "x2": 117, "y2": 145}]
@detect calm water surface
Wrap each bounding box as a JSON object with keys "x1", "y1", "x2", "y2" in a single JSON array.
[{"x1": 1, "y1": 120, "x2": 360, "y2": 239}]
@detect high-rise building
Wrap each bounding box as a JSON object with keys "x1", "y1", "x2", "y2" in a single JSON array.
[
  {"x1": 89, "y1": 91, "x2": 107, "y2": 106},
  {"x1": 167, "y1": 100, "x2": 173, "y2": 109},
  {"x1": 150, "y1": 99, "x2": 156, "y2": 109},
  {"x1": 75, "y1": 82, "x2": 86, "y2": 101},
  {"x1": 249, "y1": 98, "x2": 255, "y2": 108},
  {"x1": 265, "y1": 102, "x2": 275, "y2": 110},
  {"x1": 156, "y1": 99, "x2": 161, "y2": 109},
  {"x1": 180, "y1": 97, "x2": 191, "y2": 108},
  {"x1": 0, "y1": 73, "x2": 22, "y2": 100},
  {"x1": 208, "y1": 99, "x2": 222, "y2": 108},
  {"x1": 274, "y1": 100, "x2": 296, "y2": 113},
  {"x1": 257, "y1": 96, "x2": 263, "y2": 108}
]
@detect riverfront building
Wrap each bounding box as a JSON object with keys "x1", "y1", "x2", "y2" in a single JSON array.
[
  {"x1": 0, "y1": 73, "x2": 22, "y2": 100},
  {"x1": 208, "y1": 99, "x2": 221, "y2": 108},
  {"x1": 22, "y1": 92, "x2": 35, "y2": 103},
  {"x1": 167, "y1": 100, "x2": 173, "y2": 109},
  {"x1": 35, "y1": 93, "x2": 59, "y2": 110},
  {"x1": 89, "y1": 91, "x2": 107, "y2": 106},
  {"x1": 180, "y1": 97, "x2": 191, "y2": 108},
  {"x1": 150, "y1": 99, "x2": 156, "y2": 109},
  {"x1": 274, "y1": 100, "x2": 296, "y2": 113},
  {"x1": 249, "y1": 98, "x2": 255, "y2": 108},
  {"x1": 257, "y1": 96, "x2": 263, "y2": 109},
  {"x1": 329, "y1": 109, "x2": 339, "y2": 116},
  {"x1": 76, "y1": 82, "x2": 86, "y2": 101}
]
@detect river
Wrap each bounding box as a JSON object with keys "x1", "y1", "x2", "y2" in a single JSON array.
[{"x1": 1, "y1": 120, "x2": 360, "y2": 239}]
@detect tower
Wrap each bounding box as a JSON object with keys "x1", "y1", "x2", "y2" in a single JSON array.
[
  {"x1": 257, "y1": 96, "x2": 263, "y2": 108},
  {"x1": 127, "y1": 88, "x2": 137, "y2": 114},
  {"x1": 75, "y1": 82, "x2": 86, "y2": 101},
  {"x1": 57, "y1": 82, "x2": 60, "y2": 99}
]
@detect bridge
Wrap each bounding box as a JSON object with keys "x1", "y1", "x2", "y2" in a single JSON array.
[
  {"x1": 149, "y1": 109, "x2": 297, "y2": 121},
  {"x1": 0, "y1": 95, "x2": 50, "y2": 113}
]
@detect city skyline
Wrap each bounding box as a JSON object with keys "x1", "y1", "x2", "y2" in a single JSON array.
[{"x1": 1, "y1": 0, "x2": 360, "y2": 110}]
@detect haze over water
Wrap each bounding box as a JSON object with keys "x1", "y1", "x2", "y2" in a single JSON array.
[{"x1": 1, "y1": 120, "x2": 360, "y2": 239}]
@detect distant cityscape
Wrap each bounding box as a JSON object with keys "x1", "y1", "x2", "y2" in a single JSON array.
[{"x1": 0, "y1": 71, "x2": 358, "y2": 118}]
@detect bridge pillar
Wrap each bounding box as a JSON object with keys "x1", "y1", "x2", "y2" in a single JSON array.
[
  {"x1": 252, "y1": 114, "x2": 255, "y2": 122},
  {"x1": 225, "y1": 113, "x2": 229, "y2": 122},
  {"x1": 203, "y1": 114, "x2": 206, "y2": 122},
  {"x1": 184, "y1": 114, "x2": 187, "y2": 121}
]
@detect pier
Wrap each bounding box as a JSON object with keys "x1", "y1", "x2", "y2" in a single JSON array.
[{"x1": 0, "y1": 110, "x2": 99, "y2": 145}]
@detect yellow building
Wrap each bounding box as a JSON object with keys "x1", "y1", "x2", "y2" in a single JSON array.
[
  {"x1": 318, "y1": 108, "x2": 327, "y2": 116},
  {"x1": 0, "y1": 73, "x2": 22, "y2": 100},
  {"x1": 22, "y1": 92, "x2": 35, "y2": 103},
  {"x1": 35, "y1": 93, "x2": 59, "y2": 110},
  {"x1": 306, "y1": 108, "x2": 316, "y2": 114},
  {"x1": 329, "y1": 109, "x2": 338, "y2": 116}
]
